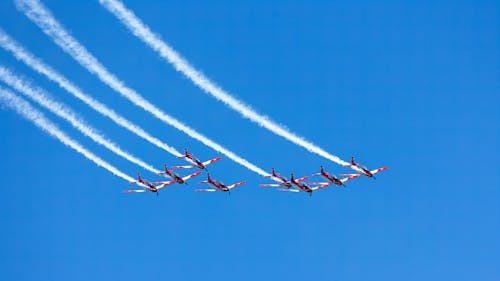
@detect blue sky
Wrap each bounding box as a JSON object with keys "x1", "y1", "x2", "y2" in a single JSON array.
[{"x1": 0, "y1": 0, "x2": 498, "y2": 280}]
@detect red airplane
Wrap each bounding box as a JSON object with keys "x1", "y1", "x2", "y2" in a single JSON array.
[
  {"x1": 277, "y1": 173, "x2": 329, "y2": 196},
  {"x1": 342, "y1": 157, "x2": 388, "y2": 179},
  {"x1": 124, "y1": 173, "x2": 174, "y2": 195},
  {"x1": 259, "y1": 167, "x2": 293, "y2": 188},
  {"x1": 195, "y1": 173, "x2": 246, "y2": 194},
  {"x1": 157, "y1": 164, "x2": 202, "y2": 185},
  {"x1": 310, "y1": 165, "x2": 360, "y2": 187},
  {"x1": 172, "y1": 148, "x2": 222, "y2": 170}
]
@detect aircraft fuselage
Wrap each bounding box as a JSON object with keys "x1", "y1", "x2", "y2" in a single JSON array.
[{"x1": 321, "y1": 172, "x2": 343, "y2": 185}]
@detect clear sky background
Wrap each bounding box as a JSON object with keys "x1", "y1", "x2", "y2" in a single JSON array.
[{"x1": 0, "y1": 0, "x2": 498, "y2": 280}]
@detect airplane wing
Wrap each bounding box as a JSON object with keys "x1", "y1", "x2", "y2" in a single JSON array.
[
  {"x1": 195, "y1": 189, "x2": 217, "y2": 192},
  {"x1": 153, "y1": 180, "x2": 176, "y2": 190},
  {"x1": 260, "y1": 183, "x2": 282, "y2": 187},
  {"x1": 157, "y1": 171, "x2": 172, "y2": 178},
  {"x1": 157, "y1": 174, "x2": 173, "y2": 179},
  {"x1": 340, "y1": 174, "x2": 361, "y2": 183},
  {"x1": 228, "y1": 181, "x2": 246, "y2": 190},
  {"x1": 311, "y1": 184, "x2": 330, "y2": 191},
  {"x1": 202, "y1": 157, "x2": 222, "y2": 166},
  {"x1": 308, "y1": 182, "x2": 330, "y2": 185},
  {"x1": 311, "y1": 173, "x2": 322, "y2": 176},
  {"x1": 296, "y1": 176, "x2": 309, "y2": 182},
  {"x1": 371, "y1": 166, "x2": 389, "y2": 175},
  {"x1": 341, "y1": 166, "x2": 388, "y2": 178},
  {"x1": 182, "y1": 171, "x2": 202, "y2": 181},
  {"x1": 172, "y1": 165, "x2": 195, "y2": 169},
  {"x1": 277, "y1": 188, "x2": 300, "y2": 193},
  {"x1": 150, "y1": 181, "x2": 171, "y2": 185},
  {"x1": 123, "y1": 189, "x2": 147, "y2": 193},
  {"x1": 340, "y1": 173, "x2": 360, "y2": 178}
]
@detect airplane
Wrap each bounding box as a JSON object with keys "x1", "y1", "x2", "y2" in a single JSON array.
[
  {"x1": 195, "y1": 173, "x2": 246, "y2": 194},
  {"x1": 342, "y1": 157, "x2": 388, "y2": 179},
  {"x1": 259, "y1": 167, "x2": 293, "y2": 188},
  {"x1": 157, "y1": 164, "x2": 202, "y2": 185},
  {"x1": 276, "y1": 173, "x2": 329, "y2": 196},
  {"x1": 123, "y1": 173, "x2": 175, "y2": 195},
  {"x1": 172, "y1": 148, "x2": 222, "y2": 170},
  {"x1": 310, "y1": 165, "x2": 360, "y2": 187}
]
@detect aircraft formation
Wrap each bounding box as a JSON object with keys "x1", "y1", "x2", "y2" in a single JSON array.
[
  {"x1": 0, "y1": 0, "x2": 389, "y2": 197},
  {"x1": 125, "y1": 149, "x2": 388, "y2": 196}
]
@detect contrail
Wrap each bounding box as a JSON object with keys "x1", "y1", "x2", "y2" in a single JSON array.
[
  {"x1": 0, "y1": 29, "x2": 181, "y2": 158},
  {"x1": 16, "y1": 0, "x2": 269, "y2": 177},
  {"x1": 0, "y1": 65, "x2": 160, "y2": 175},
  {"x1": 99, "y1": 0, "x2": 350, "y2": 167},
  {"x1": 0, "y1": 86, "x2": 134, "y2": 182}
]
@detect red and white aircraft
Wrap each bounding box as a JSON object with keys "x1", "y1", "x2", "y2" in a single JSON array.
[
  {"x1": 157, "y1": 164, "x2": 202, "y2": 185},
  {"x1": 124, "y1": 173, "x2": 174, "y2": 195},
  {"x1": 277, "y1": 173, "x2": 329, "y2": 196},
  {"x1": 195, "y1": 173, "x2": 246, "y2": 194},
  {"x1": 259, "y1": 167, "x2": 292, "y2": 188},
  {"x1": 172, "y1": 148, "x2": 222, "y2": 170},
  {"x1": 310, "y1": 165, "x2": 360, "y2": 187},
  {"x1": 342, "y1": 157, "x2": 388, "y2": 179}
]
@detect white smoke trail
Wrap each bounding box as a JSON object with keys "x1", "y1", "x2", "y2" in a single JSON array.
[
  {"x1": 0, "y1": 65, "x2": 160, "y2": 175},
  {"x1": 99, "y1": 0, "x2": 350, "y2": 167},
  {"x1": 15, "y1": 0, "x2": 269, "y2": 177},
  {"x1": 0, "y1": 87, "x2": 134, "y2": 182},
  {"x1": 0, "y1": 29, "x2": 181, "y2": 158}
]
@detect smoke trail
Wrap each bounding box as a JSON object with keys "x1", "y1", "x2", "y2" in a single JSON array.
[
  {"x1": 0, "y1": 87, "x2": 134, "y2": 182},
  {"x1": 15, "y1": 0, "x2": 269, "y2": 177},
  {"x1": 99, "y1": 0, "x2": 350, "y2": 167},
  {"x1": 0, "y1": 29, "x2": 181, "y2": 158},
  {"x1": 0, "y1": 65, "x2": 160, "y2": 175}
]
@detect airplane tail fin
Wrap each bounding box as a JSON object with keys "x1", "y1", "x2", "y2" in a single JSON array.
[
  {"x1": 176, "y1": 148, "x2": 189, "y2": 158},
  {"x1": 199, "y1": 174, "x2": 210, "y2": 184},
  {"x1": 157, "y1": 164, "x2": 168, "y2": 175},
  {"x1": 343, "y1": 158, "x2": 353, "y2": 167}
]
